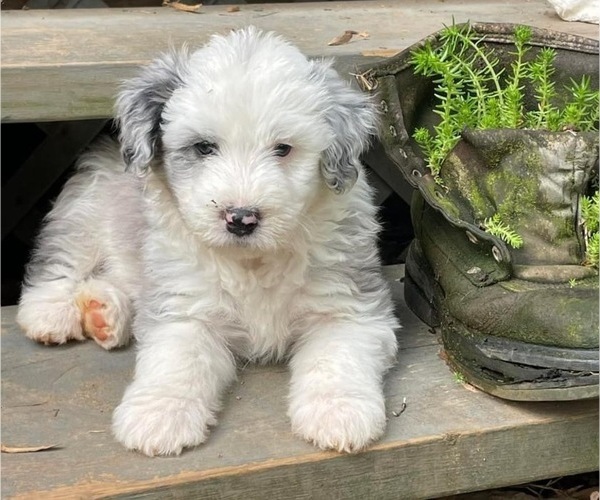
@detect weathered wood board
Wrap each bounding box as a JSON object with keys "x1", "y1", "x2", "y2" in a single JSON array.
[
  {"x1": 2, "y1": 266, "x2": 598, "y2": 499},
  {"x1": 1, "y1": 0, "x2": 599, "y2": 122}
]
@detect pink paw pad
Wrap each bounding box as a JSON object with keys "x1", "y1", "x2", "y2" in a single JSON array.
[{"x1": 81, "y1": 299, "x2": 111, "y2": 342}]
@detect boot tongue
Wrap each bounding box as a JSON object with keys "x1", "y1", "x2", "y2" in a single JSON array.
[{"x1": 441, "y1": 128, "x2": 599, "y2": 280}]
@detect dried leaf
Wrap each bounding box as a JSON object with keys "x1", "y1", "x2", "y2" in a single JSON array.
[
  {"x1": 163, "y1": 0, "x2": 202, "y2": 13},
  {"x1": 328, "y1": 30, "x2": 358, "y2": 47},
  {"x1": 226, "y1": 5, "x2": 240, "y2": 12},
  {"x1": 1, "y1": 444, "x2": 58, "y2": 454},
  {"x1": 353, "y1": 70, "x2": 377, "y2": 91}
]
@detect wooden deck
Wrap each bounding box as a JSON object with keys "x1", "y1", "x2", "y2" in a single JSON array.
[{"x1": 1, "y1": 266, "x2": 598, "y2": 499}]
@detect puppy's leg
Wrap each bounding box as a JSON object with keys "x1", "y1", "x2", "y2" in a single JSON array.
[
  {"x1": 17, "y1": 219, "x2": 135, "y2": 350},
  {"x1": 17, "y1": 144, "x2": 140, "y2": 349},
  {"x1": 18, "y1": 278, "x2": 132, "y2": 350},
  {"x1": 112, "y1": 320, "x2": 236, "y2": 456},
  {"x1": 17, "y1": 275, "x2": 85, "y2": 346},
  {"x1": 17, "y1": 210, "x2": 96, "y2": 347},
  {"x1": 288, "y1": 320, "x2": 397, "y2": 453},
  {"x1": 18, "y1": 268, "x2": 133, "y2": 350}
]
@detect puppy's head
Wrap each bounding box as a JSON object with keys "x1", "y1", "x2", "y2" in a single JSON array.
[{"x1": 116, "y1": 27, "x2": 378, "y2": 252}]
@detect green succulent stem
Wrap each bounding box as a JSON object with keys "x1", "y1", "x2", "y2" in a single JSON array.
[
  {"x1": 581, "y1": 192, "x2": 600, "y2": 268},
  {"x1": 410, "y1": 21, "x2": 599, "y2": 260},
  {"x1": 483, "y1": 214, "x2": 524, "y2": 249}
]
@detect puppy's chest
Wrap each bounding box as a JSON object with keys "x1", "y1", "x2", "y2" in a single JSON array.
[{"x1": 216, "y1": 272, "x2": 303, "y2": 361}]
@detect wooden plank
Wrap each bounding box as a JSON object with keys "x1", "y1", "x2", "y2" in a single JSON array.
[
  {"x1": 1, "y1": 0, "x2": 598, "y2": 122},
  {"x1": 2, "y1": 266, "x2": 598, "y2": 499}
]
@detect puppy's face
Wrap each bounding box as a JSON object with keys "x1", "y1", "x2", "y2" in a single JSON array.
[
  {"x1": 160, "y1": 48, "x2": 331, "y2": 251},
  {"x1": 117, "y1": 28, "x2": 378, "y2": 253}
]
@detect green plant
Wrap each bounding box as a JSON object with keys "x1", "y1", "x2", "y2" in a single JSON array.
[
  {"x1": 452, "y1": 371, "x2": 466, "y2": 384},
  {"x1": 560, "y1": 76, "x2": 600, "y2": 131},
  {"x1": 410, "y1": 21, "x2": 599, "y2": 256},
  {"x1": 581, "y1": 192, "x2": 599, "y2": 268},
  {"x1": 585, "y1": 233, "x2": 599, "y2": 269},
  {"x1": 503, "y1": 25, "x2": 532, "y2": 129},
  {"x1": 411, "y1": 22, "x2": 599, "y2": 175},
  {"x1": 526, "y1": 47, "x2": 560, "y2": 129},
  {"x1": 483, "y1": 214, "x2": 524, "y2": 249}
]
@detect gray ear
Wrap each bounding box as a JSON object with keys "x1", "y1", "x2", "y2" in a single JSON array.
[
  {"x1": 311, "y1": 60, "x2": 379, "y2": 194},
  {"x1": 116, "y1": 49, "x2": 189, "y2": 174}
]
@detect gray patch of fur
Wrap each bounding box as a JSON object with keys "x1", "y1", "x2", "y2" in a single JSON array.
[
  {"x1": 309, "y1": 60, "x2": 379, "y2": 194},
  {"x1": 116, "y1": 49, "x2": 190, "y2": 174}
]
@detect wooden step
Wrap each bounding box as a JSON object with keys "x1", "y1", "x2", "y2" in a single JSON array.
[
  {"x1": 2, "y1": 265, "x2": 598, "y2": 499},
  {"x1": 2, "y1": 0, "x2": 598, "y2": 122}
]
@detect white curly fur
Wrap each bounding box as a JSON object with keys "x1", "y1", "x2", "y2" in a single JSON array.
[{"x1": 17, "y1": 27, "x2": 399, "y2": 457}]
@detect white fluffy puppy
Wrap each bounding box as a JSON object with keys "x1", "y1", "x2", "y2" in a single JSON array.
[{"x1": 17, "y1": 27, "x2": 399, "y2": 456}]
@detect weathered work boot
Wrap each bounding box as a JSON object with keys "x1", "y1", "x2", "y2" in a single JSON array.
[
  {"x1": 361, "y1": 23, "x2": 599, "y2": 400},
  {"x1": 407, "y1": 130, "x2": 599, "y2": 401}
]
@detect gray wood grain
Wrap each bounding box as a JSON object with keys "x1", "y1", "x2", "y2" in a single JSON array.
[
  {"x1": 2, "y1": 1, "x2": 598, "y2": 122},
  {"x1": 2, "y1": 266, "x2": 598, "y2": 499}
]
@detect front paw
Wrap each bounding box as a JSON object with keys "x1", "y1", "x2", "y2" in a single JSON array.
[
  {"x1": 112, "y1": 388, "x2": 216, "y2": 456},
  {"x1": 289, "y1": 391, "x2": 387, "y2": 453},
  {"x1": 17, "y1": 292, "x2": 84, "y2": 346}
]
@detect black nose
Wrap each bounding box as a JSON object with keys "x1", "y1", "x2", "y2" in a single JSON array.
[{"x1": 225, "y1": 208, "x2": 260, "y2": 237}]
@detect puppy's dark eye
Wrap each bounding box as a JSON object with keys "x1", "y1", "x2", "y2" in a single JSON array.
[
  {"x1": 194, "y1": 141, "x2": 218, "y2": 156},
  {"x1": 274, "y1": 144, "x2": 292, "y2": 157}
]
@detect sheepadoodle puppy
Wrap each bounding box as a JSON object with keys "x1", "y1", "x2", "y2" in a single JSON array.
[{"x1": 17, "y1": 27, "x2": 399, "y2": 456}]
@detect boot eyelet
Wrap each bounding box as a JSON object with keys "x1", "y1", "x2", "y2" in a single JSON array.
[
  {"x1": 492, "y1": 245, "x2": 503, "y2": 262},
  {"x1": 380, "y1": 100, "x2": 388, "y2": 113},
  {"x1": 389, "y1": 125, "x2": 397, "y2": 137},
  {"x1": 411, "y1": 169, "x2": 422, "y2": 178},
  {"x1": 466, "y1": 231, "x2": 478, "y2": 244}
]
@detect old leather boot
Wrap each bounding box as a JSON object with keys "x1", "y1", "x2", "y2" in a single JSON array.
[
  {"x1": 406, "y1": 129, "x2": 599, "y2": 400},
  {"x1": 361, "y1": 23, "x2": 599, "y2": 400}
]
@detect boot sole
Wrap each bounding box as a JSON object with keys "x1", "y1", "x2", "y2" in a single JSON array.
[
  {"x1": 405, "y1": 240, "x2": 599, "y2": 402},
  {"x1": 445, "y1": 349, "x2": 599, "y2": 401},
  {"x1": 443, "y1": 320, "x2": 599, "y2": 401}
]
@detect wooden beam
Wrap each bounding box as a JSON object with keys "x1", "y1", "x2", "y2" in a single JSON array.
[{"x1": 2, "y1": 1, "x2": 598, "y2": 122}]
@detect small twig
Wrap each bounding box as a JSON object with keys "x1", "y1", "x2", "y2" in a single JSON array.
[
  {"x1": 1, "y1": 444, "x2": 59, "y2": 454},
  {"x1": 4, "y1": 401, "x2": 49, "y2": 408},
  {"x1": 391, "y1": 397, "x2": 407, "y2": 417}
]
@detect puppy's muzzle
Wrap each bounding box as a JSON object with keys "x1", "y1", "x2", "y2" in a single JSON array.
[{"x1": 225, "y1": 207, "x2": 260, "y2": 237}]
